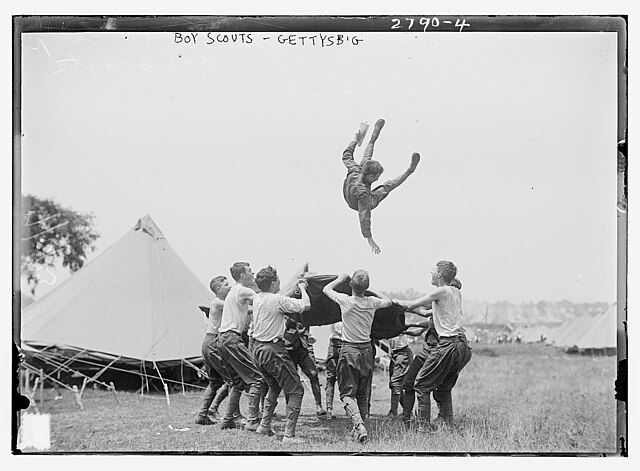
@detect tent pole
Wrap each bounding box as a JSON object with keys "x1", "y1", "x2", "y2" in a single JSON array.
[
  {"x1": 39, "y1": 369, "x2": 44, "y2": 407},
  {"x1": 180, "y1": 359, "x2": 186, "y2": 397},
  {"x1": 140, "y1": 361, "x2": 145, "y2": 397}
]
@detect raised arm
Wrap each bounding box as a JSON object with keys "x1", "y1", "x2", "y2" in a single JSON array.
[
  {"x1": 298, "y1": 281, "x2": 311, "y2": 311},
  {"x1": 282, "y1": 278, "x2": 303, "y2": 298},
  {"x1": 323, "y1": 273, "x2": 349, "y2": 303}
]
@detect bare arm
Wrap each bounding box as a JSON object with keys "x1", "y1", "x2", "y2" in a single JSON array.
[
  {"x1": 212, "y1": 298, "x2": 225, "y2": 311},
  {"x1": 298, "y1": 282, "x2": 311, "y2": 311},
  {"x1": 323, "y1": 273, "x2": 349, "y2": 303},
  {"x1": 282, "y1": 278, "x2": 303, "y2": 298},
  {"x1": 238, "y1": 286, "x2": 256, "y2": 305},
  {"x1": 407, "y1": 306, "x2": 433, "y2": 318},
  {"x1": 394, "y1": 288, "x2": 446, "y2": 311},
  {"x1": 366, "y1": 288, "x2": 392, "y2": 308},
  {"x1": 403, "y1": 326, "x2": 427, "y2": 337},
  {"x1": 404, "y1": 318, "x2": 431, "y2": 330}
]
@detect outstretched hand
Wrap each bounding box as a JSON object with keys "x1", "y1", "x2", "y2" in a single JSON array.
[
  {"x1": 336, "y1": 273, "x2": 349, "y2": 283},
  {"x1": 367, "y1": 237, "x2": 381, "y2": 254}
]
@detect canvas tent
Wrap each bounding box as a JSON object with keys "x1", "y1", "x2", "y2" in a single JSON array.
[
  {"x1": 546, "y1": 317, "x2": 582, "y2": 346},
  {"x1": 574, "y1": 303, "x2": 617, "y2": 351},
  {"x1": 21, "y1": 215, "x2": 214, "y2": 392}
]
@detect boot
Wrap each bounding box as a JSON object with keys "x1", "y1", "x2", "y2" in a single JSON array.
[
  {"x1": 386, "y1": 393, "x2": 400, "y2": 417},
  {"x1": 353, "y1": 424, "x2": 368, "y2": 443},
  {"x1": 256, "y1": 393, "x2": 277, "y2": 436},
  {"x1": 244, "y1": 385, "x2": 262, "y2": 432},
  {"x1": 316, "y1": 404, "x2": 327, "y2": 419},
  {"x1": 220, "y1": 388, "x2": 244, "y2": 430},
  {"x1": 325, "y1": 382, "x2": 335, "y2": 419},
  {"x1": 196, "y1": 383, "x2": 217, "y2": 425},
  {"x1": 401, "y1": 389, "x2": 415, "y2": 425},
  {"x1": 433, "y1": 389, "x2": 454, "y2": 428},
  {"x1": 209, "y1": 382, "x2": 229, "y2": 420},
  {"x1": 195, "y1": 416, "x2": 215, "y2": 425},
  {"x1": 283, "y1": 400, "x2": 303, "y2": 442},
  {"x1": 343, "y1": 397, "x2": 368, "y2": 442},
  {"x1": 415, "y1": 391, "x2": 431, "y2": 431},
  {"x1": 356, "y1": 396, "x2": 369, "y2": 422}
]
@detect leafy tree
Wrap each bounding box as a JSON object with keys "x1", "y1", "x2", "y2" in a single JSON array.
[{"x1": 21, "y1": 195, "x2": 100, "y2": 295}]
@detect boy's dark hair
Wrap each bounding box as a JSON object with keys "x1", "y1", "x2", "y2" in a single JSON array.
[
  {"x1": 230, "y1": 262, "x2": 250, "y2": 281},
  {"x1": 451, "y1": 278, "x2": 462, "y2": 290},
  {"x1": 256, "y1": 266, "x2": 278, "y2": 292},
  {"x1": 351, "y1": 269, "x2": 370, "y2": 294},
  {"x1": 362, "y1": 160, "x2": 384, "y2": 176},
  {"x1": 209, "y1": 276, "x2": 227, "y2": 294},
  {"x1": 436, "y1": 260, "x2": 457, "y2": 284}
]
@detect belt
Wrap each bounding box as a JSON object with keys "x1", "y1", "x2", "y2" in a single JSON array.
[
  {"x1": 342, "y1": 341, "x2": 371, "y2": 347},
  {"x1": 253, "y1": 338, "x2": 284, "y2": 344},
  {"x1": 439, "y1": 334, "x2": 467, "y2": 341},
  {"x1": 392, "y1": 345, "x2": 410, "y2": 352}
]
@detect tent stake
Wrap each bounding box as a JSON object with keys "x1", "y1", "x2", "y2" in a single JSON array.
[
  {"x1": 72, "y1": 385, "x2": 84, "y2": 410},
  {"x1": 109, "y1": 382, "x2": 120, "y2": 404},
  {"x1": 79, "y1": 377, "x2": 89, "y2": 398},
  {"x1": 29, "y1": 377, "x2": 41, "y2": 413},
  {"x1": 153, "y1": 361, "x2": 170, "y2": 407}
]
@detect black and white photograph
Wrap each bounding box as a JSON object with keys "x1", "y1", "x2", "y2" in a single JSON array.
[{"x1": 9, "y1": 6, "x2": 631, "y2": 460}]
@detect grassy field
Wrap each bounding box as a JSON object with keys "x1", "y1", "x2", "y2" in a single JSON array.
[{"x1": 20, "y1": 343, "x2": 618, "y2": 454}]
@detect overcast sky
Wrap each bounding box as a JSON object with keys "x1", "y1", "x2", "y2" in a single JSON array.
[{"x1": 20, "y1": 29, "x2": 618, "y2": 303}]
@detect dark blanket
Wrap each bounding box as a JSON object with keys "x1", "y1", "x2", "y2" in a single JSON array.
[
  {"x1": 292, "y1": 274, "x2": 407, "y2": 340},
  {"x1": 198, "y1": 275, "x2": 407, "y2": 340}
]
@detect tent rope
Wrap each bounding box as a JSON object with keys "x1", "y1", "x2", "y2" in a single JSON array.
[
  {"x1": 153, "y1": 360, "x2": 170, "y2": 406},
  {"x1": 26, "y1": 349, "x2": 206, "y2": 390}
]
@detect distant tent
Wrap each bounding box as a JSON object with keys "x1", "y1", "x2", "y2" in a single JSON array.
[
  {"x1": 521, "y1": 325, "x2": 545, "y2": 343},
  {"x1": 21, "y1": 215, "x2": 214, "y2": 390},
  {"x1": 574, "y1": 303, "x2": 617, "y2": 352},
  {"x1": 556, "y1": 317, "x2": 592, "y2": 347},
  {"x1": 547, "y1": 317, "x2": 582, "y2": 346},
  {"x1": 544, "y1": 324, "x2": 562, "y2": 343}
]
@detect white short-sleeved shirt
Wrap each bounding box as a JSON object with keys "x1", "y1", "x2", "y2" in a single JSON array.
[
  {"x1": 333, "y1": 294, "x2": 391, "y2": 343},
  {"x1": 432, "y1": 286, "x2": 465, "y2": 337},
  {"x1": 219, "y1": 283, "x2": 254, "y2": 335},
  {"x1": 252, "y1": 293, "x2": 307, "y2": 342},
  {"x1": 206, "y1": 297, "x2": 225, "y2": 335},
  {"x1": 329, "y1": 321, "x2": 344, "y2": 340}
]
